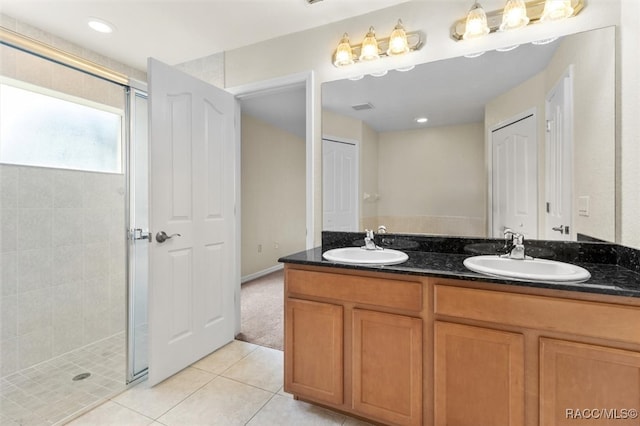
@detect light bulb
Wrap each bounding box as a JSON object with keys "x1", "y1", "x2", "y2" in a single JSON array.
[
  {"x1": 359, "y1": 27, "x2": 380, "y2": 61},
  {"x1": 387, "y1": 20, "x2": 410, "y2": 56},
  {"x1": 500, "y1": 0, "x2": 529, "y2": 31},
  {"x1": 540, "y1": 0, "x2": 574, "y2": 22},
  {"x1": 463, "y1": 2, "x2": 490, "y2": 40},
  {"x1": 333, "y1": 33, "x2": 354, "y2": 67}
]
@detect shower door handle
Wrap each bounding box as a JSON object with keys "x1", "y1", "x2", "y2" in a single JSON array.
[
  {"x1": 155, "y1": 231, "x2": 181, "y2": 243},
  {"x1": 130, "y1": 228, "x2": 151, "y2": 242}
]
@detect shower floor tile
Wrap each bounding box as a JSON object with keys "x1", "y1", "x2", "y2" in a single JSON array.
[{"x1": 0, "y1": 333, "x2": 126, "y2": 426}]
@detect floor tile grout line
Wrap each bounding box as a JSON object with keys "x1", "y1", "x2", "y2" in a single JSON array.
[
  {"x1": 243, "y1": 390, "x2": 279, "y2": 425},
  {"x1": 141, "y1": 370, "x2": 222, "y2": 421}
]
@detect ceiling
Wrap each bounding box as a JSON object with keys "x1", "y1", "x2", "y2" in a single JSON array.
[
  {"x1": 322, "y1": 40, "x2": 560, "y2": 132},
  {"x1": 0, "y1": 0, "x2": 410, "y2": 72}
]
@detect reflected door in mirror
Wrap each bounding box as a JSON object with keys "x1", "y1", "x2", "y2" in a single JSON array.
[
  {"x1": 323, "y1": 139, "x2": 358, "y2": 231},
  {"x1": 491, "y1": 114, "x2": 538, "y2": 239}
]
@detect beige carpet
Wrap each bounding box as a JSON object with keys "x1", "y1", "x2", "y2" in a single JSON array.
[{"x1": 236, "y1": 269, "x2": 284, "y2": 351}]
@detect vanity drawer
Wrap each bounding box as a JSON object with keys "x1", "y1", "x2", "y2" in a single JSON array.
[
  {"x1": 434, "y1": 285, "x2": 640, "y2": 345},
  {"x1": 286, "y1": 269, "x2": 422, "y2": 312}
]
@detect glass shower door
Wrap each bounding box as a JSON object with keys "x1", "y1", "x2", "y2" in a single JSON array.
[{"x1": 127, "y1": 86, "x2": 149, "y2": 381}]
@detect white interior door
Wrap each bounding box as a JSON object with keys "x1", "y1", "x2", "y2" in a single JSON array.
[
  {"x1": 545, "y1": 69, "x2": 573, "y2": 241},
  {"x1": 491, "y1": 114, "x2": 538, "y2": 238},
  {"x1": 148, "y1": 58, "x2": 237, "y2": 385},
  {"x1": 322, "y1": 138, "x2": 358, "y2": 231}
]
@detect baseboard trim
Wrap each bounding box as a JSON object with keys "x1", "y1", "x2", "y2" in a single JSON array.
[{"x1": 241, "y1": 264, "x2": 284, "y2": 284}]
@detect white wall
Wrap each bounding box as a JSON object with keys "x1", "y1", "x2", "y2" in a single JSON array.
[
  {"x1": 241, "y1": 114, "x2": 306, "y2": 278},
  {"x1": 323, "y1": 110, "x2": 485, "y2": 236},
  {"x1": 222, "y1": 0, "x2": 634, "y2": 246},
  {"x1": 619, "y1": 0, "x2": 640, "y2": 249},
  {"x1": 378, "y1": 123, "x2": 485, "y2": 236},
  {"x1": 485, "y1": 26, "x2": 616, "y2": 242}
]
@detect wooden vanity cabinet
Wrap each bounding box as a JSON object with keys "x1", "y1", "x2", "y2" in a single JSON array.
[
  {"x1": 433, "y1": 281, "x2": 640, "y2": 426},
  {"x1": 284, "y1": 266, "x2": 425, "y2": 426},
  {"x1": 283, "y1": 265, "x2": 640, "y2": 426},
  {"x1": 285, "y1": 298, "x2": 344, "y2": 405},
  {"x1": 352, "y1": 309, "x2": 422, "y2": 426},
  {"x1": 540, "y1": 338, "x2": 640, "y2": 426},
  {"x1": 434, "y1": 321, "x2": 525, "y2": 426}
]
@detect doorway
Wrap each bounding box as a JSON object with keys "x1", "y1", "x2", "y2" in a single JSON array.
[
  {"x1": 545, "y1": 67, "x2": 574, "y2": 241},
  {"x1": 228, "y1": 73, "x2": 312, "y2": 350}
]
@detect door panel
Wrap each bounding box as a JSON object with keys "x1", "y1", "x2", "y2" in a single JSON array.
[
  {"x1": 285, "y1": 298, "x2": 344, "y2": 405},
  {"x1": 148, "y1": 58, "x2": 236, "y2": 385},
  {"x1": 491, "y1": 114, "x2": 538, "y2": 238},
  {"x1": 352, "y1": 309, "x2": 422, "y2": 426},
  {"x1": 434, "y1": 321, "x2": 525, "y2": 426},
  {"x1": 540, "y1": 338, "x2": 640, "y2": 425},
  {"x1": 323, "y1": 139, "x2": 357, "y2": 231}
]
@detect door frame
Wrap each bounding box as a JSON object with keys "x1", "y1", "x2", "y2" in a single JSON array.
[
  {"x1": 322, "y1": 136, "x2": 360, "y2": 232},
  {"x1": 227, "y1": 71, "x2": 314, "y2": 334},
  {"x1": 487, "y1": 107, "x2": 538, "y2": 238}
]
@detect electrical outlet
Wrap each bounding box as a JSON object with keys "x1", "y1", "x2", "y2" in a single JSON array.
[
  {"x1": 274, "y1": 242, "x2": 279, "y2": 249},
  {"x1": 257, "y1": 244, "x2": 262, "y2": 253}
]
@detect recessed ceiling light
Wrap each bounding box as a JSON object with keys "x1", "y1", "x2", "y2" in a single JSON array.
[
  {"x1": 415, "y1": 117, "x2": 428, "y2": 124},
  {"x1": 88, "y1": 18, "x2": 114, "y2": 34}
]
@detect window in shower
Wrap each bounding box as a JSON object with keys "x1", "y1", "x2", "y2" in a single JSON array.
[{"x1": 0, "y1": 78, "x2": 123, "y2": 173}]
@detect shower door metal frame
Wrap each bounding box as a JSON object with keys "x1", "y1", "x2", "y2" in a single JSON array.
[{"x1": 125, "y1": 81, "x2": 150, "y2": 384}]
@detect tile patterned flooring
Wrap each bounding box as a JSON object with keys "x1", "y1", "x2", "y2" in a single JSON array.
[
  {"x1": 66, "y1": 340, "x2": 373, "y2": 426},
  {"x1": 0, "y1": 333, "x2": 127, "y2": 426}
]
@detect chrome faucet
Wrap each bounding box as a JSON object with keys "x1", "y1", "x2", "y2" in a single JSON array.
[
  {"x1": 363, "y1": 229, "x2": 380, "y2": 250},
  {"x1": 502, "y1": 228, "x2": 526, "y2": 260}
]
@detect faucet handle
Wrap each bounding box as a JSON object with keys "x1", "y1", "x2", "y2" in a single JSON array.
[
  {"x1": 365, "y1": 229, "x2": 374, "y2": 239},
  {"x1": 512, "y1": 233, "x2": 524, "y2": 245}
]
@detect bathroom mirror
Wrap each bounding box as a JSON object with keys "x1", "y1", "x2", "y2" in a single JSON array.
[{"x1": 321, "y1": 26, "x2": 615, "y2": 243}]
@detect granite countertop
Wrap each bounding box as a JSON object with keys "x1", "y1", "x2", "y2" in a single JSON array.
[{"x1": 278, "y1": 233, "x2": 640, "y2": 299}]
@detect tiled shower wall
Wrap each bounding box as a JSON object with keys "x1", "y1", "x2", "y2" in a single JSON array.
[{"x1": 0, "y1": 165, "x2": 126, "y2": 377}]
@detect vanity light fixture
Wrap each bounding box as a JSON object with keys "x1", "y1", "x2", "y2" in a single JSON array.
[
  {"x1": 332, "y1": 19, "x2": 424, "y2": 68},
  {"x1": 415, "y1": 117, "x2": 428, "y2": 124},
  {"x1": 451, "y1": 0, "x2": 584, "y2": 41}
]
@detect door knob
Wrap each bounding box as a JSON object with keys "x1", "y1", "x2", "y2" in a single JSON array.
[
  {"x1": 156, "y1": 231, "x2": 181, "y2": 243},
  {"x1": 552, "y1": 225, "x2": 569, "y2": 234}
]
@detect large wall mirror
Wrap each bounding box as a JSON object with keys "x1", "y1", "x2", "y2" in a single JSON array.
[{"x1": 321, "y1": 26, "x2": 615, "y2": 243}]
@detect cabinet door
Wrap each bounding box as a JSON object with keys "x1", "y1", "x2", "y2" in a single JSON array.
[
  {"x1": 434, "y1": 321, "x2": 525, "y2": 426},
  {"x1": 352, "y1": 309, "x2": 423, "y2": 426},
  {"x1": 284, "y1": 298, "x2": 343, "y2": 404},
  {"x1": 540, "y1": 338, "x2": 640, "y2": 425}
]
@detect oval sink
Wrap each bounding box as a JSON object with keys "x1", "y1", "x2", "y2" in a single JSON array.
[
  {"x1": 463, "y1": 255, "x2": 591, "y2": 283},
  {"x1": 322, "y1": 247, "x2": 409, "y2": 266}
]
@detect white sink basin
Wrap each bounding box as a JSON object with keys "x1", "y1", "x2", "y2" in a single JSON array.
[
  {"x1": 322, "y1": 247, "x2": 409, "y2": 266},
  {"x1": 464, "y1": 255, "x2": 591, "y2": 283}
]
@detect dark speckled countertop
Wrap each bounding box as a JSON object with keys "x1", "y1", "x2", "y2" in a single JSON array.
[{"x1": 278, "y1": 232, "x2": 640, "y2": 298}]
